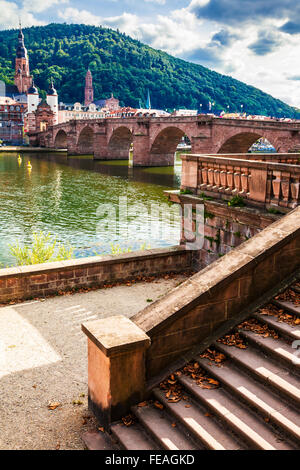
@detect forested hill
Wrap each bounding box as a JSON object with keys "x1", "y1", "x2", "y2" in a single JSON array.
[{"x1": 0, "y1": 23, "x2": 297, "y2": 117}]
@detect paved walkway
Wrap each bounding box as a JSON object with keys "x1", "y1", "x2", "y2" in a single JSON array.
[{"x1": 0, "y1": 274, "x2": 188, "y2": 450}]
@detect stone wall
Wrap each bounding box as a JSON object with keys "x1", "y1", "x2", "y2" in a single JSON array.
[
  {"x1": 168, "y1": 192, "x2": 280, "y2": 270},
  {"x1": 132, "y1": 207, "x2": 300, "y2": 378},
  {"x1": 0, "y1": 246, "x2": 191, "y2": 304}
]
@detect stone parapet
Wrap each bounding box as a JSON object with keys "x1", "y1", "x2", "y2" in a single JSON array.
[
  {"x1": 132, "y1": 207, "x2": 300, "y2": 378},
  {"x1": 0, "y1": 246, "x2": 191, "y2": 304},
  {"x1": 82, "y1": 316, "x2": 150, "y2": 428}
]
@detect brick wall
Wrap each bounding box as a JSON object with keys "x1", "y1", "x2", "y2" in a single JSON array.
[
  {"x1": 133, "y1": 207, "x2": 300, "y2": 378},
  {"x1": 0, "y1": 246, "x2": 192, "y2": 304}
]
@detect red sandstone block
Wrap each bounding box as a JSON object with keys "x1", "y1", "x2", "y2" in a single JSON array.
[
  {"x1": 58, "y1": 270, "x2": 74, "y2": 280},
  {"x1": 220, "y1": 231, "x2": 232, "y2": 246},
  {"x1": 0, "y1": 287, "x2": 15, "y2": 296},
  {"x1": 47, "y1": 272, "x2": 59, "y2": 282},
  {"x1": 30, "y1": 274, "x2": 48, "y2": 284},
  {"x1": 209, "y1": 216, "x2": 226, "y2": 229},
  {"x1": 31, "y1": 282, "x2": 57, "y2": 291},
  {"x1": 74, "y1": 269, "x2": 87, "y2": 278},
  {"x1": 6, "y1": 278, "x2": 19, "y2": 287},
  {"x1": 204, "y1": 225, "x2": 218, "y2": 238},
  {"x1": 239, "y1": 276, "x2": 253, "y2": 297},
  {"x1": 150, "y1": 324, "x2": 211, "y2": 357}
]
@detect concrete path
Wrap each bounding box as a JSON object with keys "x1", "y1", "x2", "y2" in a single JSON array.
[{"x1": 0, "y1": 274, "x2": 188, "y2": 450}]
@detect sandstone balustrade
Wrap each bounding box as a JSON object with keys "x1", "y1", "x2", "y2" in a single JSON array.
[{"x1": 181, "y1": 154, "x2": 300, "y2": 209}]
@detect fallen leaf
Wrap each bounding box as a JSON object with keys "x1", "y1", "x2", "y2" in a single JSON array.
[
  {"x1": 154, "y1": 401, "x2": 164, "y2": 410},
  {"x1": 138, "y1": 401, "x2": 148, "y2": 408},
  {"x1": 48, "y1": 402, "x2": 61, "y2": 410}
]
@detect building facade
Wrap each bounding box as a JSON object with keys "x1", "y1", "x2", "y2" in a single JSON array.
[{"x1": 0, "y1": 99, "x2": 25, "y2": 145}]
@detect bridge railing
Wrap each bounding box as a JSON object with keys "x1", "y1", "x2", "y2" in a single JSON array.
[
  {"x1": 181, "y1": 154, "x2": 300, "y2": 210},
  {"x1": 203, "y1": 153, "x2": 300, "y2": 165}
]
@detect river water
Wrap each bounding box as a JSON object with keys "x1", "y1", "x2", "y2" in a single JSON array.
[{"x1": 0, "y1": 152, "x2": 183, "y2": 266}]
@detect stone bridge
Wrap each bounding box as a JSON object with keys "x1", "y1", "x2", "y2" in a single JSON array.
[{"x1": 28, "y1": 115, "x2": 300, "y2": 166}]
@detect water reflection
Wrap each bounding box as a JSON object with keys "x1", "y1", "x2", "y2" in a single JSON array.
[{"x1": 0, "y1": 152, "x2": 183, "y2": 266}]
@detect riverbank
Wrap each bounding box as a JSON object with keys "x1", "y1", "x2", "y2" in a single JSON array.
[{"x1": 0, "y1": 147, "x2": 66, "y2": 153}]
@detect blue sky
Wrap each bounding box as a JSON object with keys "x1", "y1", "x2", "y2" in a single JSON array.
[{"x1": 1, "y1": 0, "x2": 300, "y2": 108}]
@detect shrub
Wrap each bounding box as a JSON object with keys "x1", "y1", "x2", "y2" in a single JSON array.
[
  {"x1": 228, "y1": 195, "x2": 245, "y2": 207},
  {"x1": 9, "y1": 232, "x2": 74, "y2": 266}
]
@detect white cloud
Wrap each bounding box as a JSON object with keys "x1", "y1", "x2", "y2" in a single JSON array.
[
  {"x1": 0, "y1": 1, "x2": 45, "y2": 30},
  {"x1": 22, "y1": 0, "x2": 69, "y2": 14},
  {"x1": 58, "y1": 8, "x2": 140, "y2": 36},
  {"x1": 144, "y1": 0, "x2": 166, "y2": 4}
]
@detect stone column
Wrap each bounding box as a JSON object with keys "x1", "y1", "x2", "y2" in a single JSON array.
[
  {"x1": 82, "y1": 316, "x2": 150, "y2": 429},
  {"x1": 94, "y1": 132, "x2": 109, "y2": 160}
]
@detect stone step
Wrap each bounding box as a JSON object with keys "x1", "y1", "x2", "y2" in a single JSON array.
[
  {"x1": 214, "y1": 341, "x2": 300, "y2": 407},
  {"x1": 272, "y1": 299, "x2": 300, "y2": 317},
  {"x1": 253, "y1": 312, "x2": 300, "y2": 342},
  {"x1": 197, "y1": 357, "x2": 300, "y2": 444},
  {"x1": 153, "y1": 388, "x2": 244, "y2": 450},
  {"x1": 132, "y1": 403, "x2": 199, "y2": 450},
  {"x1": 111, "y1": 421, "x2": 160, "y2": 450},
  {"x1": 237, "y1": 328, "x2": 300, "y2": 374},
  {"x1": 82, "y1": 430, "x2": 119, "y2": 450},
  {"x1": 178, "y1": 374, "x2": 294, "y2": 450}
]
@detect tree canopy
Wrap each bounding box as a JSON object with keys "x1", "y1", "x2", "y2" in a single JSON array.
[{"x1": 0, "y1": 23, "x2": 298, "y2": 117}]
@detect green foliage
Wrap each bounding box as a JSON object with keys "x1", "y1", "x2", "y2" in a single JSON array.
[
  {"x1": 180, "y1": 188, "x2": 194, "y2": 195},
  {"x1": 9, "y1": 232, "x2": 74, "y2": 265},
  {"x1": 267, "y1": 207, "x2": 283, "y2": 215},
  {"x1": 199, "y1": 192, "x2": 213, "y2": 201},
  {"x1": 94, "y1": 242, "x2": 151, "y2": 257},
  {"x1": 228, "y1": 195, "x2": 245, "y2": 207},
  {"x1": 204, "y1": 210, "x2": 215, "y2": 220},
  {"x1": 0, "y1": 23, "x2": 298, "y2": 116}
]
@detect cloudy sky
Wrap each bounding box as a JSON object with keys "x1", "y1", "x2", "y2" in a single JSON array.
[{"x1": 1, "y1": 0, "x2": 300, "y2": 107}]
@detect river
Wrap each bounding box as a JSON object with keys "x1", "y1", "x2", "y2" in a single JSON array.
[{"x1": 0, "y1": 152, "x2": 183, "y2": 267}]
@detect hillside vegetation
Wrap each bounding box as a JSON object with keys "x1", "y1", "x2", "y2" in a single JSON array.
[{"x1": 0, "y1": 23, "x2": 297, "y2": 117}]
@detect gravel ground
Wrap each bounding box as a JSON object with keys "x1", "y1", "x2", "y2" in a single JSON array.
[{"x1": 0, "y1": 274, "x2": 188, "y2": 450}]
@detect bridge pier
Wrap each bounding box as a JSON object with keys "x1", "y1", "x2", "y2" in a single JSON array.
[
  {"x1": 67, "y1": 131, "x2": 81, "y2": 156},
  {"x1": 132, "y1": 134, "x2": 151, "y2": 166},
  {"x1": 93, "y1": 133, "x2": 109, "y2": 160}
]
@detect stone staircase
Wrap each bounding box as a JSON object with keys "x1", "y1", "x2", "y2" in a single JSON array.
[{"x1": 83, "y1": 282, "x2": 300, "y2": 451}]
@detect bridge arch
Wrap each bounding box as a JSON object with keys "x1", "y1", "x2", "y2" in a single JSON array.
[
  {"x1": 108, "y1": 126, "x2": 133, "y2": 159},
  {"x1": 150, "y1": 126, "x2": 192, "y2": 166},
  {"x1": 54, "y1": 129, "x2": 68, "y2": 149},
  {"x1": 77, "y1": 126, "x2": 94, "y2": 155},
  {"x1": 217, "y1": 132, "x2": 277, "y2": 154}
]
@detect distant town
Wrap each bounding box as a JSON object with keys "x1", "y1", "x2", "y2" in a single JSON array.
[{"x1": 0, "y1": 24, "x2": 298, "y2": 148}]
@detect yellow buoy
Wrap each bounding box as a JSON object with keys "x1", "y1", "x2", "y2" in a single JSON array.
[{"x1": 27, "y1": 161, "x2": 32, "y2": 170}]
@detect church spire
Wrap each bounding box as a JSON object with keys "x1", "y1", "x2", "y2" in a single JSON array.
[{"x1": 14, "y1": 22, "x2": 32, "y2": 93}]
